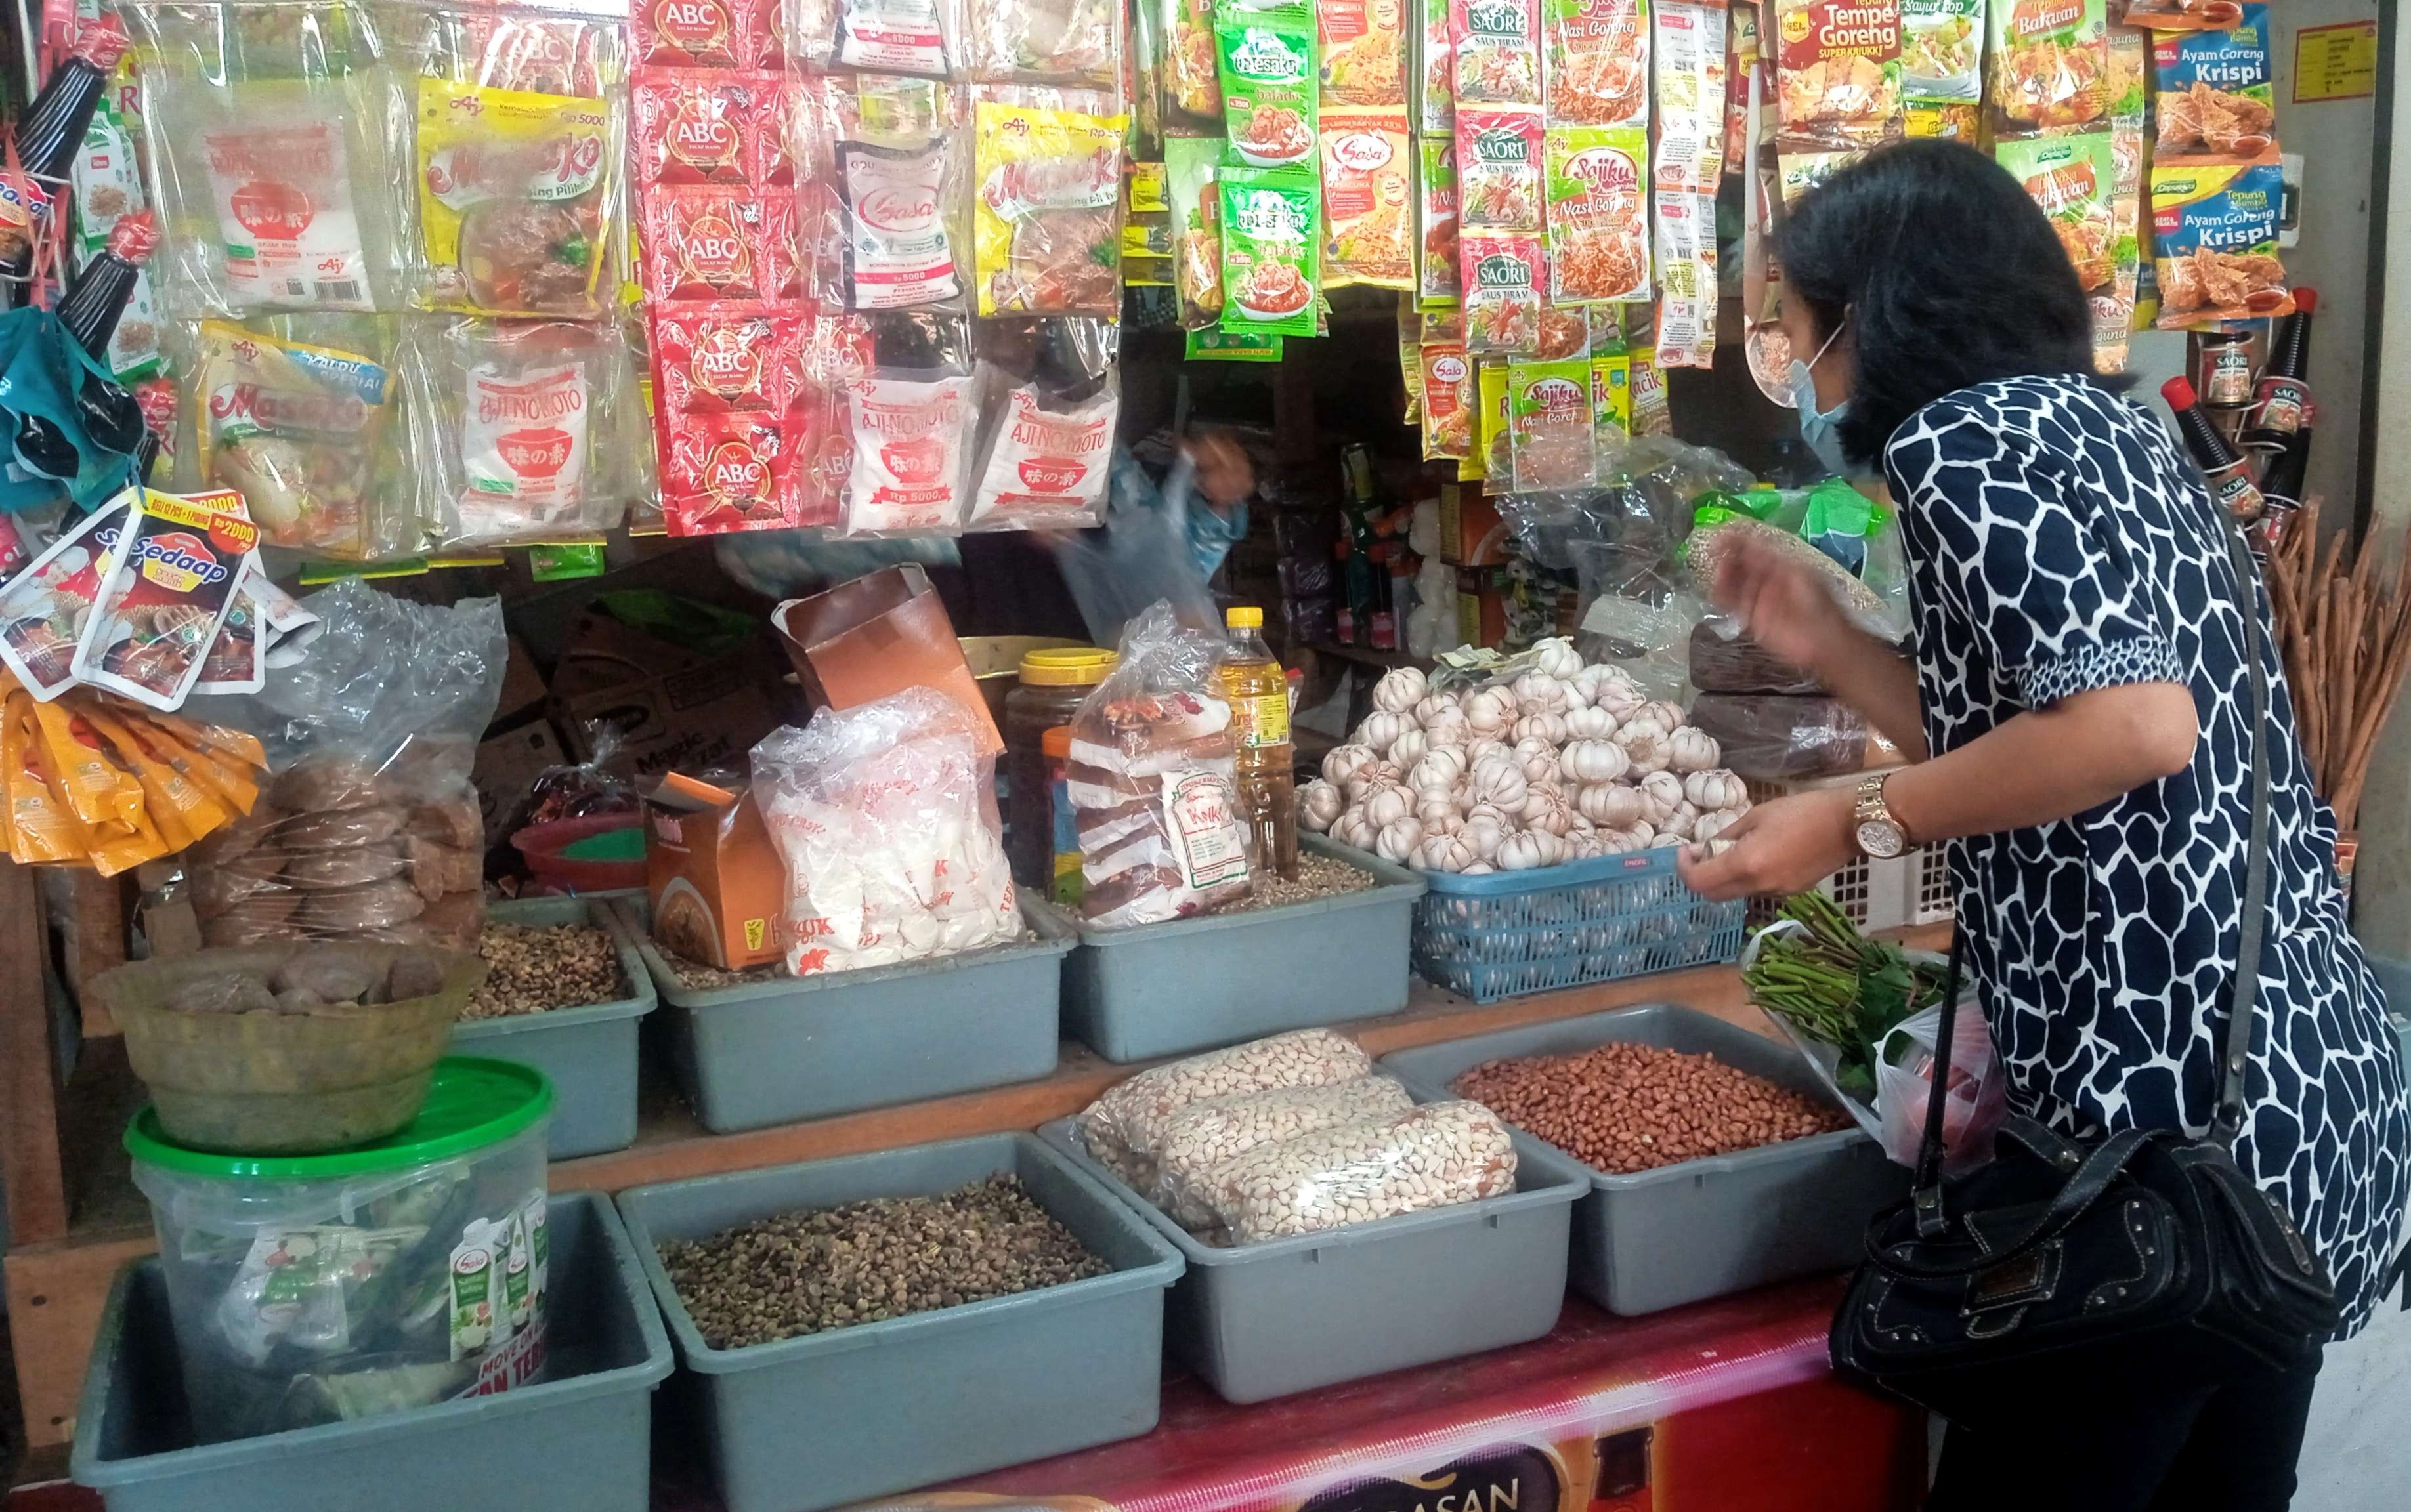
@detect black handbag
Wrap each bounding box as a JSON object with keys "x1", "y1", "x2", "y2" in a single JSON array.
[{"x1": 1829, "y1": 524, "x2": 2339, "y2": 1423}]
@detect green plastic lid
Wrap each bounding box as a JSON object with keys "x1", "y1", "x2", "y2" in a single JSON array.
[
  {"x1": 562, "y1": 827, "x2": 645, "y2": 862},
  {"x1": 124, "y1": 1057, "x2": 554, "y2": 1180}
]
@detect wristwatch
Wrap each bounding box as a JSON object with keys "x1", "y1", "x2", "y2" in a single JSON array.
[{"x1": 1853, "y1": 773, "x2": 1910, "y2": 859}]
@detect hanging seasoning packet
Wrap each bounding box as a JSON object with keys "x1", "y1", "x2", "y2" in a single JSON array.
[
  {"x1": 1545, "y1": 0, "x2": 1650, "y2": 127},
  {"x1": 1900, "y1": 0, "x2": 1982, "y2": 104},
  {"x1": 839, "y1": 138, "x2": 964, "y2": 310},
  {"x1": 1459, "y1": 231, "x2": 1544, "y2": 355},
  {"x1": 836, "y1": 0, "x2": 955, "y2": 77},
  {"x1": 1988, "y1": 0, "x2": 2108, "y2": 138},
  {"x1": 2150, "y1": 149, "x2": 2288, "y2": 327},
  {"x1": 1995, "y1": 131, "x2": 2120, "y2": 301},
  {"x1": 1770, "y1": 0, "x2": 1902, "y2": 150},
  {"x1": 0, "y1": 494, "x2": 135, "y2": 700},
  {"x1": 1545, "y1": 124, "x2": 1650, "y2": 304},
  {"x1": 841, "y1": 370, "x2": 977, "y2": 535},
  {"x1": 1419, "y1": 333, "x2": 1474, "y2": 461},
  {"x1": 1452, "y1": 0, "x2": 1543, "y2": 106},
  {"x1": 191, "y1": 321, "x2": 398, "y2": 560},
  {"x1": 2152, "y1": 6, "x2": 2274, "y2": 160},
  {"x1": 1418, "y1": 0, "x2": 1456, "y2": 132},
  {"x1": 1218, "y1": 8, "x2": 1321, "y2": 169},
  {"x1": 72, "y1": 487, "x2": 258, "y2": 712},
  {"x1": 1319, "y1": 0, "x2": 1409, "y2": 107},
  {"x1": 1508, "y1": 357, "x2": 1600, "y2": 492},
  {"x1": 1218, "y1": 164, "x2": 1322, "y2": 336},
  {"x1": 972, "y1": 98, "x2": 1129, "y2": 318},
  {"x1": 1318, "y1": 109, "x2": 1415, "y2": 289},
  {"x1": 1417, "y1": 134, "x2": 1460, "y2": 306},
  {"x1": 1455, "y1": 106, "x2": 1545, "y2": 232},
  {"x1": 1167, "y1": 135, "x2": 1226, "y2": 328},
  {"x1": 417, "y1": 78, "x2": 622, "y2": 320},
  {"x1": 1168, "y1": 0, "x2": 1226, "y2": 124}
]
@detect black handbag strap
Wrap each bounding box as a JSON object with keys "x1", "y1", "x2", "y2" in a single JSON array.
[{"x1": 1908, "y1": 520, "x2": 2275, "y2": 1242}]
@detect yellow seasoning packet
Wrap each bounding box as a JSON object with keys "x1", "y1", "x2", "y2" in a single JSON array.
[
  {"x1": 83, "y1": 707, "x2": 230, "y2": 854},
  {"x1": 27, "y1": 696, "x2": 142, "y2": 839},
  {"x1": 7, "y1": 697, "x2": 89, "y2": 864},
  {"x1": 971, "y1": 98, "x2": 1129, "y2": 318},
  {"x1": 419, "y1": 79, "x2": 623, "y2": 320}
]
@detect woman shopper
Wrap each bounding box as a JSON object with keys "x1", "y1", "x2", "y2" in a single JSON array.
[{"x1": 1679, "y1": 140, "x2": 2408, "y2": 1510}]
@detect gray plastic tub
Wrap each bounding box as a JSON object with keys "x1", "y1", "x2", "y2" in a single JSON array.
[
  {"x1": 1381, "y1": 1004, "x2": 1905, "y2": 1316},
  {"x1": 1059, "y1": 835, "x2": 1428, "y2": 1062},
  {"x1": 612, "y1": 896, "x2": 1073, "y2": 1133},
  {"x1": 70, "y1": 1194, "x2": 673, "y2": 1512},
  {"x1": 1036, "y1": 1082, "x2": 1582, "y2": 1402},
  {"x1": 451, "y1": 895, "x2": 656, "y2": 1158},
  {"x1": 616, "y1": 1133, "x2": 1183, "y2": 1512}
]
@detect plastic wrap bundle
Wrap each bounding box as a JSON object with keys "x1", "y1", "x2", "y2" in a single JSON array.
[
  {"x1": 1688, "y1": 622, "x2": 1824, "y2": 696},
  {"x1": 1687, "y1": 693, "x2": 1874, "y2": 781},
  {"x1": 1078, "y1": 1028, "x2": 1373, "y2": 1184},
  {"x1": 185, "y1": 583, "x2": 503, "y2": 950},
  {"x1": 750, "y1": 689, "x2": 1019, "y2": 977},
  {"x1": 1067, "y1": 600, "x2": 1252, "y2": 926},
  {"x1": 1184, "y1": 1100, "x2": 1519, "y2": 1244},
  {"x1": 1151, "y1": 1076, "x2": 1417, "y2": 1229}
]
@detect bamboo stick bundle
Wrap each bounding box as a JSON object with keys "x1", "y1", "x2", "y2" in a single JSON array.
[{"x1": 2263, "y1": 499, "x2": 2411, "y2": 830}]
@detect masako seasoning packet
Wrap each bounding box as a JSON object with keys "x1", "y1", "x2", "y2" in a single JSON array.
[{"x1": 70, "y1": 487, "x2": 259, "y2": 711}]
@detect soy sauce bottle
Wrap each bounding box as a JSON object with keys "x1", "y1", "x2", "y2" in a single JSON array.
[
  {"x1": 0, "y1": 18, "x2": 130, "y2": 303},
  {"x1": 2244, "y1": 288, "x2": 2316, "y2": 454},
  {"x1": 2164, "y1": 376, "x2": 2267, "y2": 526}
]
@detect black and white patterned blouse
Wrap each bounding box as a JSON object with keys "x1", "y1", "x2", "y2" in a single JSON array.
[{"x1": 1883, "y1": 373, "x2": 2410, "y2": 1336}]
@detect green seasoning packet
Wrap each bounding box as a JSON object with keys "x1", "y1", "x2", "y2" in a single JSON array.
[
  {"x1": 1166, "y1": 134, "x2": 1227, "y2": 328},
  {"x1": 1187, "y1": 327, "x2": 1286, "y2": 360},
  {"x1": 1217, "y1": 163, "x2": 1321, "y2": 336},
  {"x1": 1994, "y1": 131, "x2": 2120, "y2": 298},
  {"x1": 1507, "y1": 356, "x2": 1599, "y2": 490},
  {"x1": 1416, "y1": 135, "x2": 1459, "y2": 308},
  {"x1": 1216, "y1": 7, "x2": 1319, "y2": 170},
  {"x1": 1988, "y1": 0, "x2": 2108, "y2": 138}
]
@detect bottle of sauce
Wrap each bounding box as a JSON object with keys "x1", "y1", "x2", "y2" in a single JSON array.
[
  {"x1": 0, "y1": 18, "x2": 128, "y2": 303},
  {"x1": 1218, "y1": 606, "x2": 1298, "y2": 879},
  {"x1": 2244, "y1": 287, "x2": 2316, "y2": 455},
  {"x1": 2163, "y1": 376, "x2": 2267, "y2": 528},
  {"x1": 1002, "y1": 647, "x2": 1114, "y2": 889}
]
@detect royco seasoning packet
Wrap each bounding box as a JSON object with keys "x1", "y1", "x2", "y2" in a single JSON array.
[
  {"x1": 1899, "y1": 0, "x2": 1982, "y2": 104},
  {"x1": 972, "y1": 98, "x2": 1128, "y2": 318},
  {"x1": 1474, "y1": 359, "x2": 1510, "y2": 478},
  {"x1": 1772, "y1": 0, "x2": 1904, "y2": 150},
  {"x1": 1591, "y1": 345, "x2": 1632, "y2": 441},
  {"x1": 1219, "y1": 8, "x2": 1320, "y2": 169},
  {"x1": 1460, "y1": 231, "x2": 1543, "y2": 355},
  {"x1": 2150, "y1": 149, "x2": 2288, "y2": 327},
  {"x1": 1188, "y1": 327, "x2": 1285, "y2": 359},
  {"x1": 1508, "y1": 356, "x2": 1599, "y2": 490},
  {"x1": 1319, "y1": 110, "x2": 1415, "y2": 288},
  {"x1": 1995, "y1": 131, "x2": 2120, "y2": 301},
  {"x1": 1218, "y1": 165, "x2": 1322, "y2": 335},
  {"x1": 1453, "y1": 0, "x2": 1543, "y2": 105},
  {"x1": 1320, "y1": 0, "x2": 1410, "y2": 106},
  {"x1": 2153, "y1": 6, "x2": 2274, "y2": 160},
  {"x1": 72, "y1": 487, "x2": 259, "y2": 712},
  {"x1": 1417, "y1": 134, "x2": 1461, "y2": 304},
  {"x1": 1545, "y1": 124, "x2": 1650, "y2": 304},
  {"x1": 1168, "y1": 135, "x2": 1226, "y2": 328},
  {"x1": 1988, "y1": 0, "x2": 2108, "y2": 137},
  {"x1": 1455, "y1": 106, "x2": 1545, "y2": 232},
  {"x1": 1546, "y1": 0, "x2": 1650, "y2": 127}
]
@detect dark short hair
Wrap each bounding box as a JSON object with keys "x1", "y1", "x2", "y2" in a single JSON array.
[{"x1": 1778, "y1": 138, "x2": 2108, "y2": 469}]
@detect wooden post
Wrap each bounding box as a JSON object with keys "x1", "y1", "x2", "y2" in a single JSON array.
[{"x1": 1, "y1": 855, "x2": 66, "y2": 1247}]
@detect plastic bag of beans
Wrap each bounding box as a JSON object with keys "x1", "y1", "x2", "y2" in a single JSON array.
[
  {"x1": 1079, "y1": 1028, "x2": 1373, "y2": 1186},
  {"x1": 1187, "y1": 1100, "x2": 1518, "y2": 1244},
  {"x1": 1150, "y1": 1076, "x2": 1417, "y2": 1228},
  {"x1": 1875, "y1": 1001, "x2": 2007, "y2": 1177}
]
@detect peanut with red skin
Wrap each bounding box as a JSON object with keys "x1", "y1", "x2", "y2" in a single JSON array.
[{"x1": 1452, "y1": 1041, "x2": 1846, "y2": 1175}]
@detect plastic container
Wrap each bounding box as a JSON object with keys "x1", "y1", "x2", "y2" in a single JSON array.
[
  {"x1": 1041, "y1": 724, "x2": 1081, "y2": 906},
  {"x1": 1059, "y1": 834, "x2": 1426, "y2": 1062},
  {"x1": 1380, "y1": 1005, "x2": 1903, "y2": 1315},
  {"x1": 1035, "y1": 1085, "x2": 1583, "y2": 1402},
  {"x1": 511, "y1": 813, "x2": 647, "y2": 892},
  {"x1": 613, "y1": 895, "x2": 1073, "y2": 1133},
  {"x1": 70, "y1": 1194, "x2": 672, "y2": 1512},
  {"x1": 126, "y1": 1058, "x2": 556, "y2": 1444},
  {"x1": 616, "y1": 1133, "x2": 1184, "y2": 1512},
  {"x1": 450, "y1": 896, "x2": 657, "y2": 1159},
  {"x1": 94, "y1": 942, "x2": 488, "y2": 1155},
  {"x1": 1004, "y1": 645, "x2": 1113, "y2": 888},
  {"x1": 1413, "y1": 847, "x2": 1745, "y2": 1004},
  {"x1": 1218, "y1": 606, "x2": 1297, "y2": 879}
]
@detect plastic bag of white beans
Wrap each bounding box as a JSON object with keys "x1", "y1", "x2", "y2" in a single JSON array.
[
  {"x1": 1078, "y1": 1028, "x2": 1374, "y2": 1186},
  {"x1": 1185, "y1": 1100, "x2": 1519, "y2": 1244},
  {"x1": 1150, "y1": 1076, "x2": 1417, "y2": 1228}
]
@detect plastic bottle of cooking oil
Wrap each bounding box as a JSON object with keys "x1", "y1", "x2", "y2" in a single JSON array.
[{"x1": 1218, "y1": 606, "x2": 1298, "y2": 879}]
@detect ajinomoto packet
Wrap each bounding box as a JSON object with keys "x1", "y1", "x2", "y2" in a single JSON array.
[
  {"x1": 1900, "y1": 0, "x2": 1982, "y2": 104},
  {"x1": 1508, "y1": 357, "x2": 1599, "y2": 491},
  {"x1": 1218, "y1": 8, "x2": 1319, "y2": 169},
  {"x1": 192, "y1": 322, "x2": 400, "y2": 560},
  {"x1": 1318, "y1": 109, "x2": 1415, "y2": 289},
  {"x1": 1460, "y1": 232, "x2": 1543, "y2": 356},
  {"x1": 1320, "y1": 0, "x2": 1409, "y2": 106},
  {"x1": 1417, "y1": 135, "x2": 1460, "y2": 305},
  {"x1": 417, "y1": 78, "x2": 623, "y2": 320},
  {"x1": 1546, "y1": 0, "x2": 1649, "y2": 127},
  {"x1": 2153, "y1": 7, "x2": 2275, "y2": 160},
  {"x1": 1218, "y1": 164, "x2": 1322, "y2": 335},
  {"x1": 1995, "y1": 131, "x2": 2120, "y2": 299},
  {"x1": 972, "y1": 97, "x2": 1129, "y2": 318},
  {"x1": 1771, "y1": 0, "x2": 1903, "y2": 150},
  {"x1": 1545, "y1": 124, "x2": 1650, "y2": 304},
  {"x1": 1453, "y1": 0, "x2": 1543, "y2": 106},
  {"x1": 2150, "y1": 150, "x2": 2288, "y2": 327},
  {"x1": 1989, "y1": 0, "x2": 2108, "y2": 138},
  {"x1": 1419, "y1": 337, "x2": 1474, "y2": 460},
  {"x1": 1474, "y1": 359, "x2": 1510, "y2": 480},
  {"x1": 1167, "y1": 134, "x2": 1226, "y2": 328}
]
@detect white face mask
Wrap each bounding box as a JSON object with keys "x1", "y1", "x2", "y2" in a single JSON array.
[{"x1": 1788, "y1": 322, "x2": 1850, "y2": 477}]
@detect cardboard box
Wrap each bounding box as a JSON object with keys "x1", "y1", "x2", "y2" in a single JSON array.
[
  {"x1": 474, "y1": 720, "x2": 568, "y2": 837},
  {"x1": 771, "y1": 566, "x2": 1003, "y2": 755},
  {"x1": 548, "y1": 611, "x2": 783, "y2": 784},
  {"x1": 1438, "y1": 482, "x2": 1506, "y2": 566},
  {"x1": 494, "y1": 635, "x2": 547, "y2": 728},
  {"x1": 645, "y1": 772, "x2": 786, "y2": 970}
]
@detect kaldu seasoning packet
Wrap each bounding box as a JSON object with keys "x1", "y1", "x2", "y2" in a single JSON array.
[
  {"x1": 190, "y1": 322, "x2": 397, "y2": 560},
  {"x1": 1988, "y1": 0, "x2": 2108, "y2": 138},
  {"x1": 1218, "y1": 164, "x2": 1323, "y2": 336},
  {"x1": 2150, "y1": 148, "x2": 2288, "y2": 327},
  {"x1": 72, "y1": 487, "x2": 258, "y2": 712},
  {"x1": 1546, "y1": 0, "x2": 1650, "y2": 127},
  {"x1": 1771, "y1": 0, "x2": 1904, "y2": 151},
  {"x1": 417, "y1": 78, "x2": 622, "y2": 320},
  {"x1": 973, "y1": 98, "x2": 1130, "y2": 318}
]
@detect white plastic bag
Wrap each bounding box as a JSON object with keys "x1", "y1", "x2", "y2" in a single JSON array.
[{"x1": 1876, "y1": 1000, "x2": 2008, "y2": 1177}]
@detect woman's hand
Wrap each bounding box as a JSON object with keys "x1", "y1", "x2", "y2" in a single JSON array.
[
  {"x1": 1185, "y1": 432, "x2": 1255, "y2": 507},
  {"x1": 1709, "y1": 531, "x2": 1857, "y2": 680},
  {"x1": 1676, "y1": 787, "x2": 1858, "y2": 901}
]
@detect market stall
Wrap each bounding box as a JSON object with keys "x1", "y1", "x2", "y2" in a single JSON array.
[{"x1": 0, "y1": 0, "x2": 2403, "y2": 1508}]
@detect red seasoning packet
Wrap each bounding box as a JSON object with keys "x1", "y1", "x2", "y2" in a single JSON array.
[
  {"x1": 70, "y1": 488, "x2": 259, "y2": 712},
  {"x1": 641, "y1": 188, "x2": 774, "y2": 301},
  {"x1": 652, "y1": 306, "x2": 807, "y2": 415},
  {"x1": 633, "y1": 71, "x2": 766, "y2": 188},
  {"x1": 633, "y1": 0, "x2": 784, "y2": 69},
  {"x1": 662, "y1": 411, "x2": 794, "y2": 536}
]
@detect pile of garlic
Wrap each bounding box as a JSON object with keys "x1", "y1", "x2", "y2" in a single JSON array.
[{"x1": 1296, "y1": 639, "x2": 1753, "y2": 875}]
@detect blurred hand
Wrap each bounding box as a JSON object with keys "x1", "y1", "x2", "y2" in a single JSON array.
[
  {"x1": 1676, "y1": 788, "x2": 1857, "y2": 901},
  {"x1": 1709, "y1": 531, "x2": 1856, "y2": 679},
  {"x1": 1185, "y1": 432, "x2": 1254, "y2": 507}
]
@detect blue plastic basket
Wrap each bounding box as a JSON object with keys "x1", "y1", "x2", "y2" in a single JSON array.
[{"x1": 1413, "y1": 847, "x2": 1746, "y2": 1003}]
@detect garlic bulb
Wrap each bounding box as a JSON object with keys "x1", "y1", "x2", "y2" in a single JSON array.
[
  {"x1": 1463, "y1": 818, "x2": 1508, "y2": 861},
  {"x1": 1696, "y1": 836, "x2": 1736, "y2": 859},
  {"x1": 1512, "y1": 711, "x2": 1569, "y2": 747},
  {"x1": 1522, "y1": 789, "x2": 1575, "y2": 836},
  {"x1": 1373, "y1": 666, "x2": 1430, "y2": 714},
  {"x1": 1323, "y1": 744, "x2": 1378, "y2": 788},
  {"x1": 1682, "y1": 768, "x2": 1748, "y2": 812},
  {"x1": 1423, "y1": 707, "x2": 1472, "y2": 748},
  {"x1": 1693, "y1": 809, "x2": 1737, "y2": 845},
  {"x1": 1409, "y1": 747, "x2": 1470, "y2": 792},
  {"x1": 1518, "y1": 745, "x2": 1558, "y2": 784},
  {"x1": 1667, "y1": 727, "x2": 1721, "y2": 774},
  {"x1": 1462, "y1": 861, "x2": 1497, "y2": 875},
  {"x1": 1464, "y1": 800, "x2": 1518, "y2": 831},
  {"x1": 1638, "y1": 770, "x2": 1684, "y2": 824},
  {"x1": 1649, "y1": 831, "x2": 1685, "y2": 848},
  {"x1": 1563, "y1": 705, "x2": 1619, "y2": 741},
  {"x1": 1417, "y1": 832, "x2": 1479, "y2": 872},
  {"x1": 1334, "y1": 811, "x2": 1378, "y2": 851},
  {"x1": 1511, "y1": 671, "x2": 1569, "y2": 713},
  {"x1": 1497, "y1": 831, "x2": 1554, "y2": 871},
  {"x1": 1388, "y1": 727, "x2": 1430, "y2": 769},
  {"x1": 1417, "y1": 798, "x2": 1467, "y2": 834},
  {"x1": 1357, "y1": 759, "x2": 1406, "y2": 793},
  {"x1": 1560, "y1": 738, "x2": 1630, "y2": 785},
  {"x1": 1613, "y1": 709, "x2": 1672, "y2": 746},
  {"x1": 1298, "y1": 778, "x2": 1345, "y2": 831},
  {"x1": 1468, "y1": 757, "x2": 1529, "y2": 810},
  {"x1": 1629, "y1": 818, "x2": 1657, "y2": 845},
  {"x1": 1464, "y1": 735, "x2": 1511, "y2": 768},
  {"x1": 1638, "y1": 700, "x2": 1688, "y2": 731},
  {"x1": 1565, "y1": 829, "x2": 1605, "y2": 859},
  {"x1": 1575, "y1": 782, "x2": 1645, "y2": 828},
  {"x1": 1412, "y1": 692, "x2": 1458, "y2": 728},
  {"x1": 1660, "y1": 801, "x2": 1699, "y2": 841},
  {"x1": 1531, "y1": 637, "x2": 1583, "y2": 681},
  {"x1": 1362, "y1": 782, "x2": 1416, "y2": 828},
  {"x1": 1601, "y1": 826, "x2": 1645, "y2": 854},
  {"x1": 1575, "y1": 664, "x2": 1642, "y2": 714},
  {"x1": 1621, "y1": 731, "x2": 1672, "y2": 776},
  {"x1": 1355, "y1": 710, "x2": 1412, "y2": 755},
  {"x1": 1463, "y1": 686, "x2": 1515, "y2": 734},
  {"x1": 1375, "y1": 816, "x2": 1425, "y2": 863}
]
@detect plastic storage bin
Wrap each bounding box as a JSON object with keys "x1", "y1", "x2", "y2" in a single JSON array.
[
  {"x1": 450, "y1": 895, "x2": 655, "y2": 1159},
  {"x1": 613, "y1": 896, "x2": 1073, "y2": 1133},
  {"x1": 1413, "y1": 848, "x2": 1745, "y2": 1004},
  {"x1": 126, "y1": 1058, "x2": 555, "y2": 1444},
  {"x1": 1059, "y1": 835, "x2": 1428, "y2": 1062},
  {"x1": 71, "y1": 1193, "x2": 672, "y2": 1512},
  {"x1": 1380, "y1": 1005, "x2": 1902, "y2": 1314},
  {"x1": 1036, "y1": 1085, "x2": 1582, "y2": 1402},
  {"x1": 616, "y1": 1133, "x2": 1183, "y2": 1512}
]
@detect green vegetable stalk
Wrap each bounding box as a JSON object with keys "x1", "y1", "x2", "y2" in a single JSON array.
[{"x1": 1743, "y1": 892, "x2": 1948, "y2": 1104}]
